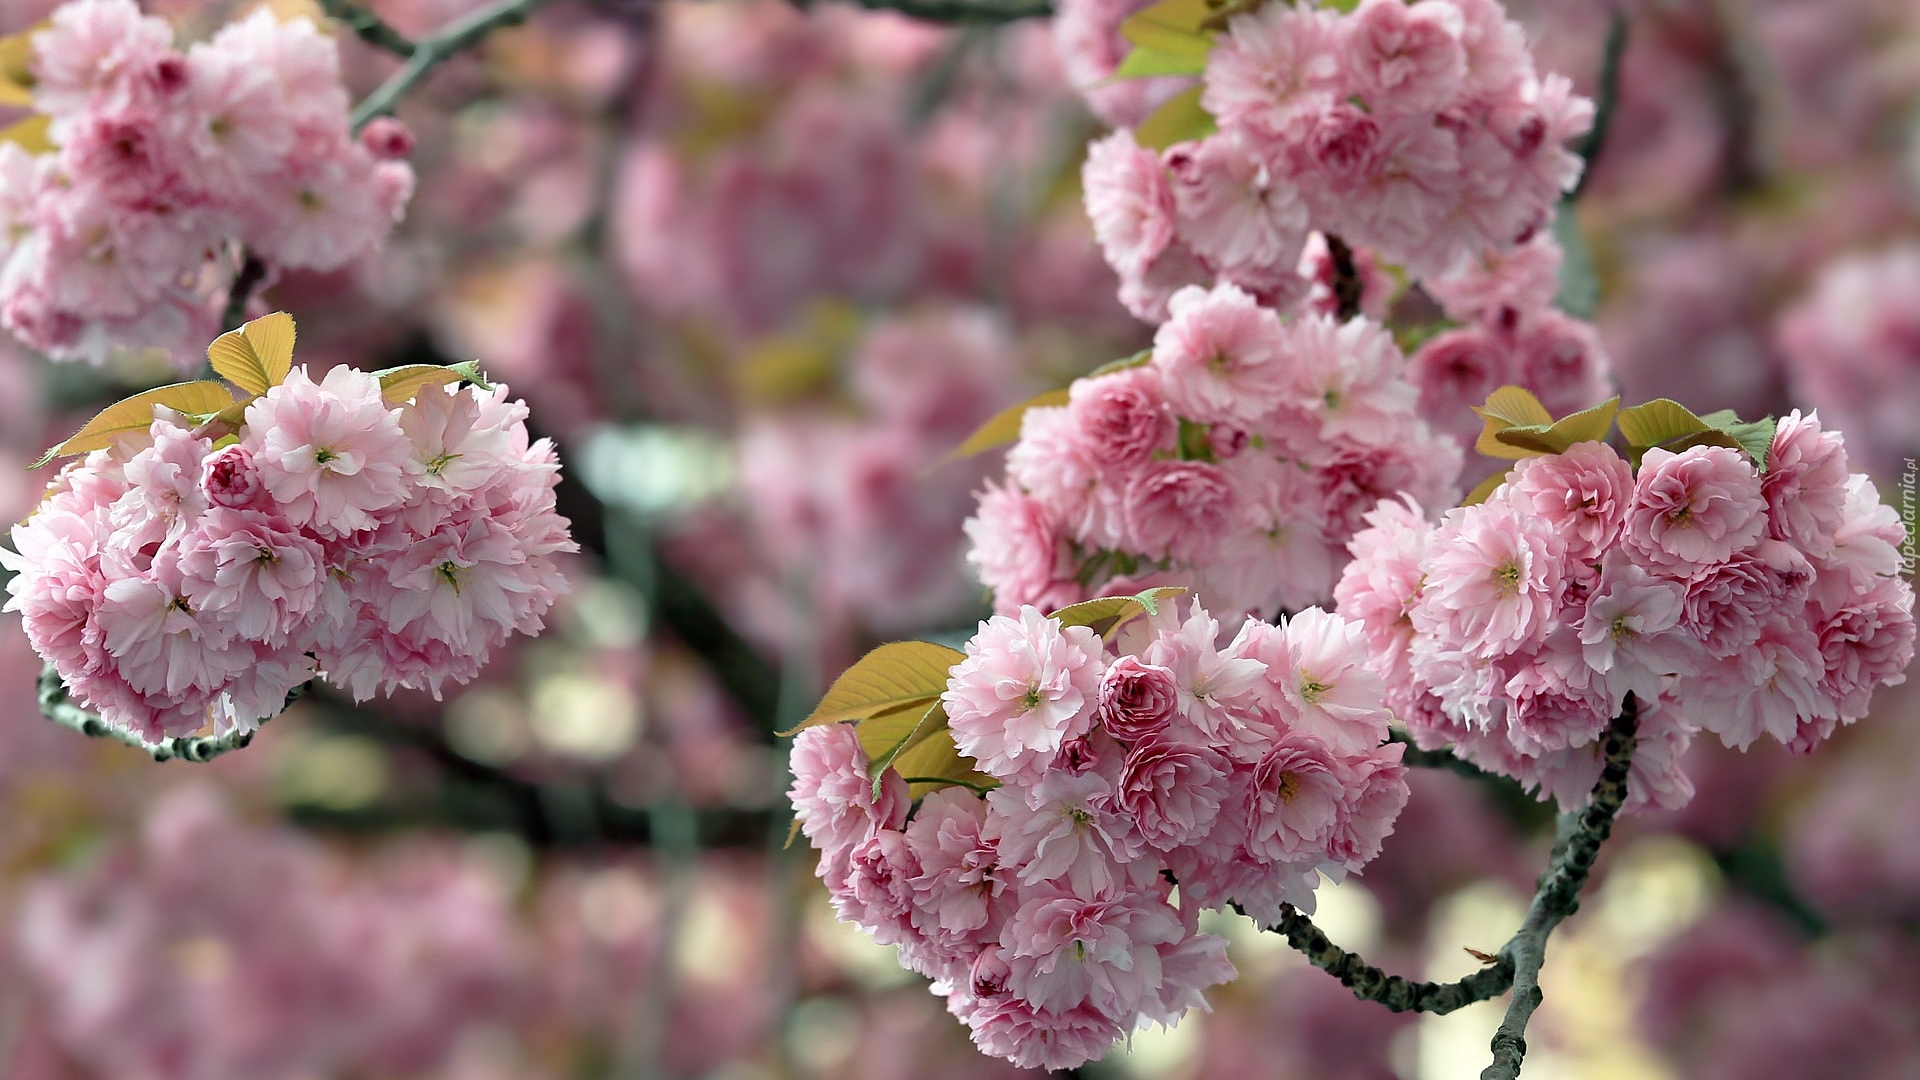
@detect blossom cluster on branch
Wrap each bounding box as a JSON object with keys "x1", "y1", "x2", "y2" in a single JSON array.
[
  {"x1": 2, "y1": 317, "x2": 574, "y2": 745},
  {"x1": 1079, "y1": 0, "x2": 1592, "y2": 321},
  {"x1": 966, "y1": 281, "x2": 1461, "y2": 620},
  {"x1": 0, "y1": 0, "x2": 414, "y2": 365},
  {"x1": 1336, "y1": 411, "x2": 1915, "y2": 809},
  {"x1": 789, "y1": 598, "x2": 1409, "y2": 1069}
]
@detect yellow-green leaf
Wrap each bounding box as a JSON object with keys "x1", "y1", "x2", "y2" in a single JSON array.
[
  {"x1": 1491, "y1": 395, "x2": 1621, "y2": 456},
  {"x1": 1462, "y1": 469, "x2": 1510, "y2": 506},
  {"x1": 34, "y1": 381, "x2": 238, "y2": 467},
  {"x1": 1119, "y1": 0, "x2": 1215, "y2": 61},
  {"x1": 206, "y1": 311, "x2": 297, "y2": 396},
  {"x1": 892, "y1": 725, "x2": 997, "y2": 801},
  {"x1": 945, "y1": 387, "x2": 1071, "y2": 462},
  {"x1": 783, "y1": 640, "x2": 965, "y2": 735},
  {"x1": 1050, "y1": 586, "x2": 1186, "y2": 640},
  {"x1": 1472, "y1": 385, "x2": 1555, "y2": 460},
  {"x1": 1087, "y1": 349, "x2": 1152, "y2": 379},
  {"x1": 1112, "y1": 43, "x2": 1208, "y2": 80},
  {"x1": 0, "y1": 113, "x2": 50, "y2": 154},
  {"x1": 373, "y1": 360, "x2": 491, "y2": 405},
  {"x1": 861, "y1": 700, "x2": 945, "y2": 776},
  {"x1": 1134, "y1": 85, "x2": 1217, "y2": 151},
  {"x1": 1615, "y1": 398, "x2": 1711, "y2": 452},
  {"x1": 0, "y1": 27, "x2": 40, "y2": 109}
]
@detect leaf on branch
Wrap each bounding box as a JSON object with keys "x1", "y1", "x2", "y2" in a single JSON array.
[
  {"x1": 34, "y1": 381, "x2": 238, "y2": 467},
  {"x1": 862, "y1": 699, "x2": 945, "y2": 779},
  {"x1": 1491, "y1": 395, "x2": 1620, "y2": 456},
  {"x1": 0, "y1": 26, "x2": 42, "y2": 108},
  {"x1": 891, "y1": 724, "x2": 997, "y2": 801},
  {"x1": 1119, "y1": 0, "x2": 1214, "y2": 61},
  {"x1": 1050, "y1": 586, "x2": 1186, "y2": 639},
  {"x1": 945, "y1": 387, "x2": 1071, "y2": 461},
  {"x1": 1462, "y1": 469, "x2": 1510, "y2": 507},
  {"x1": 206, "y1": 311, "x2": 297, "y2": 396},
  {"x1": 0, "y1": 113, "x2": 51, "y2": 153},
  {"x1": 1112, "y1": 43, "x2": 1207, "y2": 80},
  {"x1": 782, "y1": 640, "x2": 966, "y2": 735},
  {"x1": 1691, "y1": 409, "x2": 1778, "y2": 472},
  {"x1": 1471, "y1": 385, "x2": 1553, "y2": 460},
  {"x1": 1087, "y1": 349, "x2": 1152, "y2": 379},
  {"x1": 1134, "y1": 85, "x2": 1216, "y2": 151},
  {"x1": 373, "y1": 360, "x2": 492, "y2": 404}
]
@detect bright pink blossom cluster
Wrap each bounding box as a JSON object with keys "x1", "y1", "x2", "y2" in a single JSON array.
[
  {"x1": 1, "y1": 368, "x2": 574, "y2": 744},
  {"x1": 1335, "y1": 416, "x2": 1915, "y2": 809},
  {"x1": 1081, "y1": 0, "x2": 1591, "y2": 322},
  {"x1": 788, "y1": 601, "x2": 1409, "y2": 1069},
  {"x1": 0, "y1": 0, "x2": 415, "y2": 364},
  {"x1": 966, "y1": 282, "x2": 1460, "y2": 620}
]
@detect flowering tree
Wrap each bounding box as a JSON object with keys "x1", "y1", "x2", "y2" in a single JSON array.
[{"x1": 0, "y1": 1, "x2": 1913, "y2": 1079}]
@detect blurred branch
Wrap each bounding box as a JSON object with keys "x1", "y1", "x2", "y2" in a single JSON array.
[
  {"x1": 1568, "y1": 12, "x2": 1627, "y2": 201},
  {"x1": 316, "y1": 0, "x2": 419, "y2": 58},
  {"x1": 836, "y1": 0, "x2": 1054, "y2": 23},
  {"x1": 221, "y1": 250, "x2": 267, "y2": 333},
  {"x1": 1482, "y1": 697, "x2": 1639, "y2": 1080},
  {"x1": 350, "y1": 0, "x2": 553, "y2": 133},
  {"x1": 1265, "y1": 697, "x2": 1642, "y2": 1076},
  {"x1": 1327, "y1": 235, "x2": 1362, "y2": 321},
  {"x1": 37, "y1": 663, "x2": 305, "y2": 764}
]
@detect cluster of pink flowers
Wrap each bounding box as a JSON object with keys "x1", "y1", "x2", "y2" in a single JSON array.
[
  {"x1": 966, "y1": 282, "x2": 1460, "y2": 620},
  {"x1": 1080, "y1": 0, "x2": 1592, "y2": 323},
  {"x1": 17, "y1": 786, "x2": 530, "y2": 1080},
  {"x1": 1334, "y1": 416, "x2": 1915, "y2": 809},
  {"x1": 1776, "y1": 244, "x2": 1920, "y2": 481},
  {"x1": 0, "y1": 0, "x2": 415, "y2": 364},
  {"x1": 1, "y1": 367, "x2": 575, "y2": 744},
  {"x1": 1407, "y1": 232, "x2": 1614, "y2": 457},
  {"x1": 788, "y1": 600, "x2": 1410, "y2": 1069}
]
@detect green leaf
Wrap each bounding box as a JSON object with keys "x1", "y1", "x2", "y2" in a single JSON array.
[
  {"x1": 1491, "y1": 395, "x2": 1620, "y2": 456},
  {"x1": 1134, "y1": 85, "x2": 1217, "y2": 151},
  {"x1": 1087, "y1": 349, "x2": 1153, "y2": 379},
  {"x1": 865, "y1": 700, "x2": 950, "y2": 798},
  {"x1": 1472, "y1": 385, "x2": 1554, "y2": 460},
  {"x1": 1112, "y1": 43, "x2": 1208, "y2": 80},
  {"x1": 373, "y1": 360, "x2": 492, "y2": 405},
  {"x1": 1119, "y1": 0, "x2": 1214, "y2": 61},
  {"x1": 34, "y1": 381, "x2": 238, "y2": 467},
  {"x1": 781, "y1": 640, "x2": 965, "y2": 735},
  {"x1": 0, "y1": 27, "x2": 39, "y2": 109},
  {"x1": 892, "y1": 725, "x2": 998, "y2": 801},
  {"x1": 1050, "y1": 586, "x2": 1186, "y2": 640},
  {"x1": 1551, "y1": 199, "x2": 1599, "y2": 318},
  {"x1": 945, "y1": 387, "x2": 1071, "y2": 461},
  {"x1": 0, "y1": 113, "x2": 50, "y2": 154},
  {"x1": 1616, "y1": 398, "x2": 1710, "y2": 451},
  {"x1": 206, "y1": 311, "x2": 296, "y2": 396},
  {"x1": 1462, "y1": 469, "x2": 1511, "y2": 506}
]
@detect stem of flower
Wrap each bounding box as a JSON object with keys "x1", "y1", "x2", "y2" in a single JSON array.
[{"x1": 350, "y1": 0, "x2": 554, "y2": 134}]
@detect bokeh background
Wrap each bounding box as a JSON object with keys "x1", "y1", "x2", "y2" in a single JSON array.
[{"x1": 0, "y1": 0, "x2": 1917, "y2": 1077}]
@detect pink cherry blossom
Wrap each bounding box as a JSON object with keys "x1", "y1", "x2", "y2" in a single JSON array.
[
  {"x1": 1624, "y1": 445, "x2": 1767, "y2": 580},
  {"x1": 943, "y1": 606, "x2": 1104, "y2": 779}
]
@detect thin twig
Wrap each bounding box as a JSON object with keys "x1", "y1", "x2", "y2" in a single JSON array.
[
  {"x1": 1389, "y1": 727, "x2": 1500, "y2": 782},
  {"x1": 844, "y1": 0, "x2": 1054, "y2": 22},
  {"x1": 1568, "y1": 12, "x2": 1627, "y2": 200},
  {"x1": 38, "y1": 663, "x2": 306, "y2": 763},
  {"x1": 350, "y1": 0, "x2": 553, "y2": 134},
  {"x1": 1481, "y1": 696, "x2": 1638, "y2": 1079},
  {"x1": 317, "y1": 0, "x2": 419, "y2": 58}
]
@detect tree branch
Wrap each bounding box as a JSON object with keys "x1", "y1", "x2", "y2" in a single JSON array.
[
  {"x1": 1481, "y1": 695, "x2": 1638, "y2": 1079},
  {"x1": 841, "y1": 0, "x2": 1054, "y2": 23},
  {"x1": 1568, "y1": 12, "x2": 1627, "y2": 200},
  {"x1": 1326, "y1": 234, "x2": 1363, "y2": 321},
  {"x1": 221, "y1": 251, "x2": 267, "y2": 333},
  {"x1": 1261, "y1": 695, "x2": 1642, "y2": 1071},
  {"x1": 37, "y1": 663, "x2": 305, "y2": 764},
  {"x1": 317, "y1": 0, "x2": 419, "y2": 58},
  {"x1": 350, "y1": 0, "x2": 553, "y2": 134}
]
